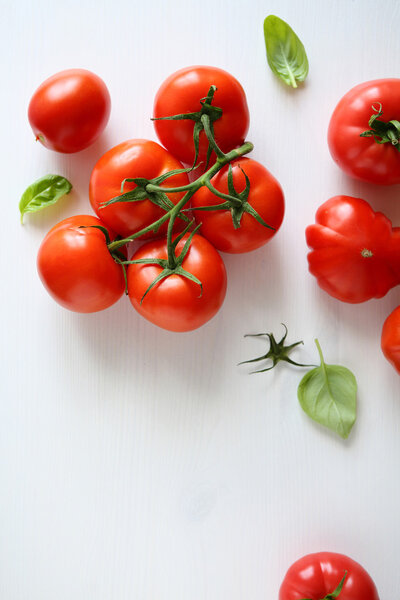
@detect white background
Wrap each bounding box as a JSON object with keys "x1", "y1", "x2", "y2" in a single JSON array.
[{"x1": 1, "y1": 0, "x2": 400, "y2": 598}]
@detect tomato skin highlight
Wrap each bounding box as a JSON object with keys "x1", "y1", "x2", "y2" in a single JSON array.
[
  {"x1": 37, "y1": 215, "x2": 125, "y2": 313},
  {"x1": 306, "y1": 195, "x2": 400, "y2": 303},
  {"x1": 191, "y1": 157, "x2": 284, "y2": 253},
  {"x1": 127, "y1": 234, "x2": 227, "y2": 332},
  {"x1": 153, "y1": 65, "x2": 250, "y2": 166},
  {"x1": 328, "y1": 78, "x2": 400, "y2": 185},
  {"x1": 28, "y1": 69, "x2": 111, "y2": 153},
  {"x1": 381, "y1": 305, "x2": 400, "y2": 374},
  {"x1": 89, "y1": 139, "x2": 190, "y2": 239},
  {"x1": 279, "y1": 552, "x2": 379, "y2": 600}
]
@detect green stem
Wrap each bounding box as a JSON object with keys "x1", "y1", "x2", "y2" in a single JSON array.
[
  {"x1": 166, "y1": 190, "x2": 195, "y2": 268},
  {"x1": 107, "y1": 141, "x2": 253, "y2": 253},
  {"x1": 314, "y1": 338, "x2": 324, "y2": 365},
  {"x1": 200, "y1": 113, "x2": 226, "y2": 159}
]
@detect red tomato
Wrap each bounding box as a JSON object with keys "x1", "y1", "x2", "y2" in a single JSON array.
[
  {"x1": 191, "y1": 157, "x2": 284, "y2": 253},
  {"x1": 381, "y1": 305, "x2": 400, "y2": 374},
  {"x1": 37, "y1": 215, "x2": 125, "y2": 313},
  {"x1": 305, "y1": 195, "x2": 400, "y2": 303},
  {"x1": 279, "y1": 552, "x2": 379, "y2": 600},
  {"x1": 328, "y1": 79, "x2": 400, "y2": 185},
  {"x1": 153, "y1": 65, "x2": 249, "y2": 166},
  {"x1": 127, "y1": 234, "x2": 227, "y2": 332},
  {"x1": 89, "y1": 139, "x2": 190, "y2": 239},
  {"x1": 28, "y1": 69, "x2": 111, "y2": 153}
]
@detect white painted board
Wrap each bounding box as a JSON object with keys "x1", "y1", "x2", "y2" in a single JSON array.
[{"x1": 1, "y1": 0, "x2": 399, "y2": 598}]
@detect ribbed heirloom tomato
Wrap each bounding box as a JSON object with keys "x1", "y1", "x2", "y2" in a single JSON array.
[
  {"x1": 381, "y1": 305, "x2": 400, "y2": 374},
  {"x1": 306, "y1": 195, "x2": 400, "y2": 303},
  {"x1": 89, "y1": 139, "x2": 190, "y2": 239},
  {"x1": 328, "y1": 78, "x2": 400, "y2": 185},
  {"x1": 279, "y1": 552, "x2": 379, "y2": 600},
  {"x1": 37, "y1": 215, "x2": 125, "y2": 313},
  {"x1": 28, "y1": 69, "x2": 111, "y2": 153},
  {"x1": 191, "y1": 157, "x2": 284, "y2": 253},
  {"x1": 127, "y1": 234, "x2": 227, "y2": 332},
  {"x1": 153, "y1": 65, "x2": 250, "y2": 166}
]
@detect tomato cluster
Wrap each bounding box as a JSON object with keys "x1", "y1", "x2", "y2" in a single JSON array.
[
  {"x1": 34, "y1": 66, "x2": 284, "y2": 332},
  {"x1": 305, "y1": 78, "x2": 400, "y2": 374}
]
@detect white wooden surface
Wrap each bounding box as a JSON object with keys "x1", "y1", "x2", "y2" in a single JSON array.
[{"x1": 2, "y1": 0, "x2": 400, "y2": 597}]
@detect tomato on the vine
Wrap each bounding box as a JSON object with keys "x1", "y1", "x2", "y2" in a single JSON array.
[
  {"x1": 28, "y1": 69, "x2": 111, "y2": 153},
  {"x1": 279, "y1": 552, "x2": 379, "y2": 600},
  {"x1": 191, "y1": 157, "x2": 284, "y2": 253},
  {"x1": 37, "y1": 215, "x2": 125, "y2": 313},
  {"x1": 89, "y1": 139, "x2": 190, "y2": 239},
  {"x1": 127, "y1": 234, "x2": 227, "y2": 332},
  {"x1": 328, "y1": 78, "x2": 400, "y2": 185},
  {"x1": 153, "y1": 65, "x2": 250, "y2": 166},
  {"x1": 305, "y1": 195, "x2": 400, "y2": 303},
  {"x1": 381, "y1": 304, "x2": 400, "y2": 374}
]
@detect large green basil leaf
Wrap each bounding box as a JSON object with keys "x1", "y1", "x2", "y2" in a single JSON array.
[
  {"x1": 297, "y1": 340, "x2": 357, "y2": 439},
  {"x1": 19, "y1": 174, "x2": 72, "y2": 223},
  {"x1": 263, "y1": 15, "x2": 309, "y2": 88}
]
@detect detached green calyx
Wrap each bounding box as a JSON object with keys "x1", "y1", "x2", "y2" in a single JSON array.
[
  {"x1": 239, "y1": 324, "x2": 312, "y2": 373},
  {"x1": 360, "y1": 103, "x2": 400, "y2": 150},
  {"x1": 152, "y1": 85, "x2": 223, "y2": 167}
]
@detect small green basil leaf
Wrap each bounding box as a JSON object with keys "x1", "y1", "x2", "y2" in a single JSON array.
[
  {"x1": 19, "y1": 174, "x2": 72, "y2": 224},
  {"x1": 297, "y1": 340, "x2": 357, "y2": 439},
  {"x1": 263, "y1": 15, "x2": 309, "y2": 88}
]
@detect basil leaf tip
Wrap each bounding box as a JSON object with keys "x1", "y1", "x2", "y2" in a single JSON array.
[
  {"x1": 19, "y1": 174, "x2": 72, "y2": 224},
  {"x1": 297, "y1": 339, "x2": 357, "y2": 439},
  {"x1": 263, "y1": 15, "x2": 309, "y2": 88}
]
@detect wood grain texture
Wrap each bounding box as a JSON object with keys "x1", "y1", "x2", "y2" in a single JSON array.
[{"x1": 1, "y1": 0, "x2": 400, "y2": 598}]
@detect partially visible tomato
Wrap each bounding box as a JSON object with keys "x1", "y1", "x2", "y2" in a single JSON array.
[
  {"x1": 153, "y1": 65, "x2": 249, "y2": 166},
  {"x1": 328, "y1": 78, "x2": 400, "y2": 185},
  {"x1": 381, "y1": 304, "x2": 400, "y2": 374},
  {"x1": 37, "y1": 215, "x2": 125, "y2": 313},
  {"x1": 89, "y1": 139, "x2": 190, "y2": 239},
  {"x1": 28, "y1": 69, "x2": 111, "y2": 153},
  {"x1": 305, "y1": 195, "x2": 400, "y2": 303},
  {"x1": 191, "y1": 157, "x2": 284, "y2": 253},
  {"x1": 127, "y1": 234, "x2": 227, "y2": 332},
  {"x1": 279, "y1": 552, "x2": 379, "y2": 600}
]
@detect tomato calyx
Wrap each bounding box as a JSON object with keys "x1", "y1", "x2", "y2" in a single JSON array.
[
  {"x1": 238, "y1": 324, "x2": 314, "y2": 372},
  {"x1": 152, "y1": 85, "x2": 224, "y2": 168},
  {"x1": 121, "y1": 220, "x2": 203, "y2": 303},
  {"x1": 191, "y1": 163, "x2": 275, "y2": 231},
  {"x1": 360, "y1": 103, "x2": 400, "y2": 150},
  {"x1": 361, "y1": 247, "x2": 373, "y2": 257},
  {"x1": 99, "y1": 167, "x2": 193, "y2": 230},
  {"x1": 299, "y1": 571, "x2": 348, "y2": 600}
]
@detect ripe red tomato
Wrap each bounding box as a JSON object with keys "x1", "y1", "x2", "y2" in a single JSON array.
[
  {"x1": 37, "y1": 215, "x2": 125, "y2": 313},
  {"x1": 28, "y1": 69, "x2": 111, "y2": 153},
  {"x1": 328, "y1": 79, "x2": 400, "y2": 185},
  {"x1": 89, "y1": 139, "x2": 190, "y2": 239},
  {"x1": 191, "y1": 157, "x2": 284, "y2": 253},
  {"x1": 381, "y1": 305, "x2": 400, "y2": 374},
  {"x1": 127, "y1": 234, "x2": 227, "y2": 331},
  {"x1": 279, "y1": 552, "x2": 379, "y2": 600},
  {"x1": 305, "y1": 195, "x2": 400, "y2": 303},
  {"x1": 153, "y1": 65, "x2": 250, "y2": 166}
]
